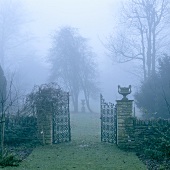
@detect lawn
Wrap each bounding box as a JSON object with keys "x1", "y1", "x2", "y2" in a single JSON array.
[{"x1": 2, "y1": 113, "x2": 147, "y2": 170}]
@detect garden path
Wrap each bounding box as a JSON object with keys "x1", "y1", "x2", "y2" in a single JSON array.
[{"x1": 3, "y1": 113, "x2": 147, "y2": 170}]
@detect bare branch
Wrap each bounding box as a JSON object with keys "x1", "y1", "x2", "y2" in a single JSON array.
[{"x1": 107, "y1": 0, "x2": 170, "y2": 80}]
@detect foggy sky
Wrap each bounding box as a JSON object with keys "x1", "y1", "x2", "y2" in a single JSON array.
[{"x1": 20, "y1": 0, "x2": 137, "y2": 102}]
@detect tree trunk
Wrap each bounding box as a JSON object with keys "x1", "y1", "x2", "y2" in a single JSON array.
[
  {"x1": 152, "y1": 34, "x2": 156, "y2": 76},
  {"x1": 147, "y1": 26, "x2": 152, "y2": 78},
  {"x1": 1, "y1": 106, "x2": 5, "y2": 157},
  {"x1": 140, "y1": 26, "x2": 146, "y2": 80},
  {"x1": 85, "y1": 97, "x2": 94, "y2": 113},
  {"x1": 73, "y1": 93, "x2": 78, "y2": 113},
  {"x1": 152, "y1": 12, "x2": 156, "y2": 76},
  {"x1": 83, "y1": 90, "x2": 94, "y2": 113},
  {"x1": 0, "y1": 46, "x2": 5, "y2": 70}
]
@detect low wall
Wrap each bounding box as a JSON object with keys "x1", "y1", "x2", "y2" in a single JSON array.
[
  {"x1": 122, "y1": 117, "x2": 170, "y2": 155},
  {"x1": 116, "y1": 97, "x2": 170, "y2": 154}
]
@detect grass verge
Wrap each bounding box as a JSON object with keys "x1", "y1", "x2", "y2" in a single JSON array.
[{"x1": 2, "y1": 113, "x2": 147, "y2": 170}]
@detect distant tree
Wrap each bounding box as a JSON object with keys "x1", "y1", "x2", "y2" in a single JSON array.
[
  {"x1": 157, "y1": 54, "x2": 170, "y2": 115},
  {"x1": 0, "y1": 65, "x2": 7, "y2": 107},
  {"x1": 135, "y1": 54, "x2": 170, "y2": 119},
  {"x1": 79, "y1": 52, "x2": 99, "y2": 113},
  {"x1": 48, "y1": 27, "x2": 99, "y2": 113},
  {"x1": 0, "y1": 0, "x2": 30, "y2": 69},
  {"x1": 0, "y1": 68, "x2": 23, "y2": 156},
  {"x1": 0, "y1": 0, "x2": 41, "y2": 114},
  {"x1": 107, "y1": 0, "x2": 170, "y2": 80},
  {"x1": 0, "y1": 65, "x2": 7, "y2": 156}
]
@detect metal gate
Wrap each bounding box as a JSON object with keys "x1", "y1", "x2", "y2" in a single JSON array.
[
  {"x1": 100, "y1": 94, "x2": 117, "y2": 143},
  {"x1": 53, "y1": 92, "x2": 71, "y2": 144},
  {"x1": 31, "y1": 83, "x2": 71, "y2": 144}
]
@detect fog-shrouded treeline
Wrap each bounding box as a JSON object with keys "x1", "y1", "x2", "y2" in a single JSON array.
[
  {"x1": 0, "y1": 0, "x2": 100, "y2": 115},
  {"x1": 107, "y1": 0, "x2": 170, "y2": 119}
]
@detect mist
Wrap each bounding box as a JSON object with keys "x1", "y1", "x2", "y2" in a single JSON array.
[
  {"x1": 0, "y1": 0, "x2": 161, "y2": 114},
  {"x1": 0, "y1": 1, "x2": 170, "y2": 169},
  {"x1": 2, "y1": 0, "x2": 138, "y2": 109}
]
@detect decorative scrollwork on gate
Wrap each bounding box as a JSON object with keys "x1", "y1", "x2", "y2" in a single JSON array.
[
  {"x1": 100, "y1": 94, "x2": 117, "y2": 143},
  {"x1": 53, "y1": 91, "x2": 71, "y2": 143},
  {"x1": 26, "y1": 83, "x2": 71, "y2": 144}
]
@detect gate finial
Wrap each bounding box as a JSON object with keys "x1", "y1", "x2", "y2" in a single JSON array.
[{"x1": 118, "y1": 85, "x2": 132, "y2": 100}]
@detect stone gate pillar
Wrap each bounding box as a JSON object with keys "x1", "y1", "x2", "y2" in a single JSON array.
[
  {"x1": 116, "y1": 100, "x2": 133, "y2": 148},
  {"x1": 116, "y1": 85, "x2": 133, "y2": 148}
]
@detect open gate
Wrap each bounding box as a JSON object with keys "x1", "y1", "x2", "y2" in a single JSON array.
[
  {"x1": 100, "y1": 94, "x2": 117, "y2": 143},
  {"x1": 53, "y1": 92, "x2": 71, "y2": 144},
  {"x1": 31, "y1": 83, "x2": 71, "y2": 145}
]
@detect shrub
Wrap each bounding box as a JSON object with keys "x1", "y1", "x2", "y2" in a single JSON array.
[
  {"x1": 3, "y1": 116, "x2": 38, "y2": 146},
  {"x1": 126, "y1": 117, "x2": 170, "y2": 161},
  {"x1": 0, "y1": 150, "x2": 21, "y2": 167}
]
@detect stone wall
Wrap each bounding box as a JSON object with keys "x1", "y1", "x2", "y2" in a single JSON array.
[
  {"x1": 116, "y1": 101, "x2": 170, "y2": 151},
  {"x1": 125, "y1": 118, "x2": 170, "y2": 150}
]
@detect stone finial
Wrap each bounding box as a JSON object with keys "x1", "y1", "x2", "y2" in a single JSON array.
[{"x1": 118, "y1": 85, "x2": 132, "y2": 100}]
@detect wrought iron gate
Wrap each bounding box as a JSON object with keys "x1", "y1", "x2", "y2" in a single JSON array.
[
  {"x1": 53, "y1": 92, "x2": 71, "y2": 144},
  {"x1": 100, "y1": 94, "x2": 117, "y2": 143},
  {"x1": 31, "y1": 83, "x2": 71, "y2": 144}
]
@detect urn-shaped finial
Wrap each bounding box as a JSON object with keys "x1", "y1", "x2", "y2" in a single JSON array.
[{"x1": 118, "y1": 85, "x2": 132, "y2": 100}]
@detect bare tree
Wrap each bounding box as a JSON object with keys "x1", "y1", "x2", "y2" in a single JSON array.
[
  {"x1": 0, "y1": 65, "x2": 6, "y2": 157},
  {"x1": 0, "y1": 69, "x2": 21, "y2": 156},
  {"x1": 107, "y1": 0, "x2": 170, "y2": 80},
  {"x1": 48, "y1": 27, "x2": 99, "y2": 113},
  {"x1": 0, "y1": 0, "x2": 31, "y2": 70},
  {"x1": 79, "y1": 50, "x2": 99, "y2": 113}
]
